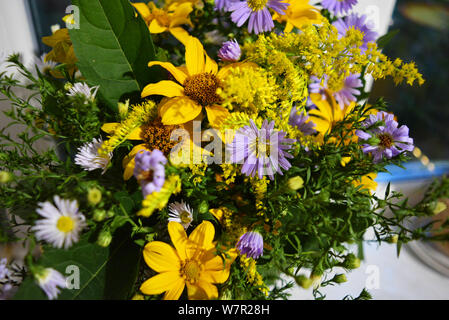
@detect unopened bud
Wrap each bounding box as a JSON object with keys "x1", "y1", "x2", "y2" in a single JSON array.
[
  {"x1": 87, "y1": 188, "x2": 102, "y2": 206},
  {"x1": 64, "y1": 82, "x2": 73, "y2": 91},
  {"x1": 93, "y1": 209, "x2": 107, "y2": 222},
  {"x1": 0, "y1": 171, "x2": 12, "y2": 184},
  {"x1": 287, "y1": 176, "x2": 304, "y2": 191},
  {"x1": 333, "y1": 274, "x2": 347, "y2": 284},
  {"x1": 118, "y1": 100, "x2": 129, "y2": 120},
  {"x1": 198, "y1": 200, "x2": 209, "y2": 214},
  {"x1": 343, "y1": 253, "x2": 361, "y2": 269},
  {"x1": 295, "y1": 275, "x2": 313, "y2": 289},
  {"x1": 97, "y1": 230, "x2": 112, "y2": 247},
  {"x1": 387, "y1": 235, "x2": 399, "y2": 244},
  {"x1": 433, "y1": 201, "x2": 447, "y2": 215}
]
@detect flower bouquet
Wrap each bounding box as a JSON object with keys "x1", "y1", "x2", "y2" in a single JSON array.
[{"x1": 0, "y1": 0, "x2": 447, "y2": 301}]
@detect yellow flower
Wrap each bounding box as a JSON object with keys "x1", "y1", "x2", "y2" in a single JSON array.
[
  {"x1": 353, "y1": 173, "x2": 378, "y2": 193},
  {"x1": 273, "y1": 0, "x2": 322, "y2": 33},
  {"x1": 140, "y1": 221, "x2": 237, "y2": 300},
  {"x1": 308, "y1": 91, "x2": 356, "y2": 137},
  {"x1": 41, "y1": 28, "x2": 77, "y2": 76},
  {"x1": 132, "y1": 2, "x2": 193, "y2": 45},
  {"x1": 141, "y1": 36, "x2": 255, "y2": 128}
]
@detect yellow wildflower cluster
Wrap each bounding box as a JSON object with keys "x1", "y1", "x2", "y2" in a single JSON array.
[
  {"x1": 217, "y1": 66, "x2": 279, "y2": 116},
  {"x1": 209, "y1": 207, "x2": 247, "y2": 247},
  {"x1": 138, "y1": 175, "x2": 182, "y2": 217},
  {"x1": 189, "y1": 162, "x2": 208, "y2": 185},
  {"x1": 219, "y1": 163, "x2": 239, "y2": 186},
  {"x1": 245, "y1": 22, "x2": 424, "y2": 94},
  {"x1": 99, "y1": 101, "x2": 157, "y2": 156},
  {"x1": 249, "y1": 177, "x2": 269, "y2": 217},
  {"x1": 240, "y1": 255, "x2": 269, "y2": 296}
]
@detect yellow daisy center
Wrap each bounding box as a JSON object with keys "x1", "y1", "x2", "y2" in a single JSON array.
[
  {"x1": 56, "y1": 216, "x2": 74, "y2": 233},
  {"x1": 247, "y1": 0, "x2": 269, "y2": 11},
  {"x1": 180, "y1": 210, "x2": 192, "y2": 225},
  {"x1": 252, "y1": 137, "x2": 271, "y2": 158},
  {"x1": 142, "y1": 118, "x2": 179, "y2": 155},
  {"x1": 378, "y1": 133, "x2": 394, "y2": 149},
  {"x1": 181, "y1": 260, "x2": 202, "y2": 284},
  {"x1": 183, "y1": 73, "x2": 222, "y2": 106}
]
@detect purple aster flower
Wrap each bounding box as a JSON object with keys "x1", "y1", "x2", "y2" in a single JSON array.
[
  {"x1": 309, "y1": 73, "x2": 362, "y2": 108},
  {"x1": 133, "y1": 149, "x2": 167, "y2": 197},
  {"x1": 289, "y1": 107, "x2": 316, "y2": 136},
  {"x1": 236, "y1": 231, "x2": 264, "y2": 259},
  {"x1": 218, "y1": 39, "x2": 241, "y2": 62},
  {"x1": 215, "y1": 0, "x2": 238, "y2": 11},
  {"x1": 355, "y1": 111, "x2": 414, "y2": 163},
  {"x1": 228, "y1": 0, "x2": 289, "y2": 34},
  {"x1": 333, "y1": 13, "x2": 378, "y2": 52},
  {"x1": 227, "y1": 119, "x2": 295, "y2": 180},
  {"x1": 321, "y1": 0, "x2": 358, "y2": 16}
]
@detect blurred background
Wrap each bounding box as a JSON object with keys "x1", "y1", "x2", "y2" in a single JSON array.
[{"x1": 1, "y1": 0, "x2": 449, "y2": 299}]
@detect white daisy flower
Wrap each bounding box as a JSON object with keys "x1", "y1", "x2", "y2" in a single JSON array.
[
  {"x1": 67, "y1": 82, "x2": 99, "y2": 102},
  {"x1": 168, "y1": 201, "x2": 194, "y2": 229},
  {"x1": 35, "y1": 268, "x2": 66, "y2": 300},
  {"x1": 32, "y1": 196, "x2": 86, "y2": 249},
  {"x1": 74, "y1": 137, "x2": 112, "y2": 174},
  {"x1": 33, "y1": 53, "x2": 57, "y2": 75}
]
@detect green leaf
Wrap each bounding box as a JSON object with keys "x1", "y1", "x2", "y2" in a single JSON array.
[
  {"x1": 376, "y1": 29, "x2": 399, "y2": 49},
  {"x1": 13, "y1": 228, "x2": 141, "y2": 300},
  {"x1": 69, "y1": 0, "x2": 159, "y2": 110}
]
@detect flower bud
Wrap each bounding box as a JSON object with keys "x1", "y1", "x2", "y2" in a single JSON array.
[
  {"x1": 343, "y1": 253, "x2": 361, "y2": 269},
  {"x1": 433, "y1": 201, "x2": 447, "y2": 215},
  {"x1": 97, "y1": 230, "x2": 112, "y2": 247},
  {"x1": 87, "y1": 188, "x2": 102, "y2": 206},
  {"x1": 0, "y1": 171, "x2": 12, "y2": 184},
  {"x1": 295, "y1": 275, "x2": 313, "y2": 289},
  {"x1": 118, "y1": 100, "x2": 129, "y2": 120},
  {"x1": 387, "y1": 235, "x2": 399, "y2": 244},
  {"x1": 198, "y1": 200, "x2": 209, "y2": 214},
  {"x1": 64, "y1": 82, "x2": 73, "y2": 91},
  {"x1": 287, "y1": 176, "x2": 304, "y2": 191},
  {"x1": 93, "y1": 209, "x2": 107, "y2": 222},
  {"x1": 332, "y1": 274, "x2": 347, "y2": 284}
]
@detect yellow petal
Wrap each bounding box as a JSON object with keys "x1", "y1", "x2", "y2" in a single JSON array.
[
  {"x1": 185, "y1": 36, "x2": 205, "y2": 76},
  {"x1": 172, "y1": 2, "x2": 193, "y2": 21},
  {"x1": 149, "y1": 19, "x2": 168, "y2": 34},
  {"x1": 159, "y1": 96, "x2": 202, "y2": 125},
  {"x1": 163, "y1": 278, "x2": 186, "y2": 300},
  {"x1": 204, "y1": 54, "x2": 218, "y2": 75},
  {"x1": 188, "y1": 221, "x2": 215, "y2": 249},
  {"x1": 141, "y1": 80, "x2": 184, "y2": 98},
  {"x1": 140, "y1": 271, "x2": 183, "y2": 295},
  {"x1": 132, "y1": 3, "x2": 151, "y2": 22},
  {"x1": 205, "y1": 105, "x2": 230, "y2": 129},
  {"x1": 148, "y1": 61, "x2": 188, "y2": 84},
  {"x1": 122, "y1": 144, "x2": 148, "y2": 180},
  {"x1": 128, "y1": 127, "x2": 144, "y2": 140},
  {"x1": 196, "y1": 280, "x2": 218, "y2": 299},
  {"x1": 169, "y1": 27, "x2": 191, "y2": 46},
  {"x1": 186, "y1": 281, "x2": 217, "y2": 300},
  {"x1": 101, "y1": 122, "x2": 120, "y2": 135},
  {"x1": 143, "y1": 241, "x2": 181, "y2": 273},
  {"x1": 168, "y1": 221, "x2": 188, "y2": 261}
]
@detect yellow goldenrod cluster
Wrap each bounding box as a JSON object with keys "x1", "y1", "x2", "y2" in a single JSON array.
[
  {"x1": 99, "y1": 101, "x2": 157, "y2": 156},
  {"x1": 219, "y1": 163, "x2": 239, "y2": 186},
  {"x1": 249, "y1": 177, "x2": 269, "y2": 217},
  {"x1": 210, "y1": 207, "x2": 247, "y2": 247},
  {"x1": 189, "y1": 163, "x2": 208, "y2": 185},
  {"x1": 245, "y1": 22, "x2": 424, "y2": 94},
  {"x1": 138, "y1": 175, "x2": 181, "y2": 217},
  {"x1": 217, "y1": 66, "x2": 279, "y2": 116},
  {"x1": 240, "y1": 255, "x2": 269, "y2": 296}
]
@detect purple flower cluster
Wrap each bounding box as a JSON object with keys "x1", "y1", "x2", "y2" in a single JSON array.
[
  {"x1": 218, "y1": 39, "x2": 241, "y2": 62},
  {"x1": 333, "y1": 13, "x2": 378, "y2": 52},
  {"x1": 228, "y1": 119, "x2": 295, "y2": 180},
  {"x1": 289, "y1": 107, "x2": 316, "y2": 136},
  {"x1": 321, "y1": 0, "x2": 358, "y2": 16},
  {"x1": 133, "y1": 149, "x2": 167, "y2": 197},
  {"x1": 227, "y1": 0, "x2": 289, "y2": 34},
  {"x1": 236, "y1": 231, "x2": 264, "y2": 259},
  {"x1": 356, "y1": 111, "x2": 414, "y2": 163}
]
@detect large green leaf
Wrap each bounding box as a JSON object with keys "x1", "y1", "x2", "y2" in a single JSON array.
[
  {"x1": 69, "y1": 0, "x2": 159, "y2": 110},
  {"x1": 13, "y1": 228, "x2": 141, "y2": 300}
]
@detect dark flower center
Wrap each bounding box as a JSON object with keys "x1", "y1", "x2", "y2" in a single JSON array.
[
  {"x1": 141, "y1": 118, "x2": 179, "y2": 156},
  {"x1": 378, "y1": 133, "x2": 394, "y2": 148},
  {"x1": 183, "y1": 73, "x2": 222, "y2": 106}
]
